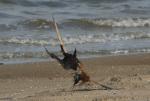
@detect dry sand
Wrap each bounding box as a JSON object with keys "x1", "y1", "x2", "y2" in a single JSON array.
[{"x1": 0, "y1": 53, "x2": 150, "y2": 101}]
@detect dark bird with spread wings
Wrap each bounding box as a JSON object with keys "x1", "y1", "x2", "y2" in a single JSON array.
[
  {"x1": 44, "y1": 17, "x2": 113, "y2": 90},
  {"x1": 45, "y1": 45, "x2": 80, "y2": 71}
]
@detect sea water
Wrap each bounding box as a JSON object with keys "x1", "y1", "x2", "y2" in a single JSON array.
[{"x1": 0, "y1": 0, "x2": 150, "y2": 64}]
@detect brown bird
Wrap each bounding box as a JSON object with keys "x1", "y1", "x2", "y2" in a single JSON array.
[{"x1": 73, "y1": 70, "x2": 113, "y2": 90}]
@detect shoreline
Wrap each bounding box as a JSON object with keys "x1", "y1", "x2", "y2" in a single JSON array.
[
  {"x1": 0, "y1": 53, "x2": 150, "y2": 78},
  {"x1": 0, "y1": 53, "x2": 150, "y2": 101},
  {"x1": 1, "y1": 52, "x2": 150, "y2": 65}
]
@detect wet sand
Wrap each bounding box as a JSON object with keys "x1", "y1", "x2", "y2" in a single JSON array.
[{"x1": 0, "y1": 53, "x2": 150, "y2": 101}]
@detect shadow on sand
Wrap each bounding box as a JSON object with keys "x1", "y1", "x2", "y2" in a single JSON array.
[{"x1": 60, "y1": 87, "x2": 113, "y2": 93}]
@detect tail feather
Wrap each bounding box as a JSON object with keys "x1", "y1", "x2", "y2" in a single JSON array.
[{"x1": 91, "y1": 80, "x2": 113, "y2": 90}]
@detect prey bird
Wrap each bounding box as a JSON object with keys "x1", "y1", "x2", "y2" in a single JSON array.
[{"x1": 73, "y1": 70, "x2": 113, "y2": 90}]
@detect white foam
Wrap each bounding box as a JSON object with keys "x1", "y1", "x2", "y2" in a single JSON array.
[
  {"x1": 0, "y1": 32, "x2": 150, "y2": 46},
  {"x1": 0, "y1": 37, "x2": 58, "y2": 46},
  {"x1": 88, "y1": 18, "x2": 150, "y2": 27},
  {"x1": 1, "y1": 48, "x2": 150, "y2": 60}
]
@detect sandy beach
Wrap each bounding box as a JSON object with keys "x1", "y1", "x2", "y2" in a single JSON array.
[{"x1": 0, "y1": 53, "x2": 150, "y2": 101}]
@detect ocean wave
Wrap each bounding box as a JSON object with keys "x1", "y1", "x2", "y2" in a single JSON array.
[
  {"x1": 0, "y1": 0, "x2": 36, "y2": 6},
  {"x1": 63, "y1": 18, "x2": 150, "y2": 28},
  {"x1": 18, "y1": 19, "x2": 55, "y2": 30},
  {"x1": 0, "y1": 32, "x2": 150, "y2": 46},
  {"x1": 0, "y1": 37, "x2": 58, "y2": 46},
  {"x1": 0, "y1": 24, "x2": 17, "y2": 31},
  {"x1": 110, "y1": 48, "x2": 150, "y2": 55},
  {"x1": 63, "y1": 32, "x2": 150, "y2": 44},
  {"x1": 0, "y1": 50, "x2": 64, "y2": 60},
  {"x1": 0, "y1": 0, "x2": 15, "y2": 4},
  {"x1": 0, "y1": 12, "x2": 20, "y2": 18},
  {"x1": 18, "y1": 18, "x2": 150, "y2": 30},
  {"x1": 37, "y1": 1, "x2": 67, "y2": 8},
  {"x1": 76, "y1": 0, "x2": 128, "y2": 3},
  {"x1": 0, "y1": 51, "x2": 47, "y2": 59},
  {"x1": 0, "y1": 0, "x2": 67, "y2": 7},
  {"x1": 0, "y1": 48, "x2": 150, "y2": 59},
  {"x1": 79, "y1": 48, "x2": 150, "y2": 56}
]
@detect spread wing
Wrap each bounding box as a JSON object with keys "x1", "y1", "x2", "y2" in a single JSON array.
[
  {"x1": 44, "y1": 47, "x2": 57, "y2": 59},
  {"x1": 44, "y1": 46, "x2": 62, "y2": 63}
]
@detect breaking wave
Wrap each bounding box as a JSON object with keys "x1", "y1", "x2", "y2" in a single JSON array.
[
  {"x1": 0, "y1": 32, "x2": 150, "y2": 46},
  {"x1": 0, "y1": 37, "x2": 58, "y2": 46},
  {"x1": 0, "y1": 51, "x2": 48, "y2": 59},
  {"x1": 63, "y1": 33, "x2": 150, "y2": 44},
  {"x1": 13, "y1": 17, "x2": 150, "y2": 31},
  {"x1": 0, "y1": 19, "x2": 55, "y2": 31},
  {"x1": 63, "y1": 18, "x2": 150, "y2": 27},
  {"x1": 18, "y1": 19, "x2": 55, "y2": 30}
]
